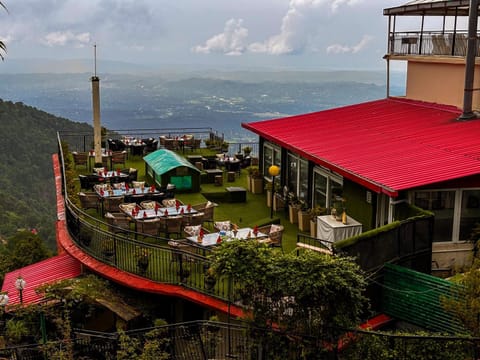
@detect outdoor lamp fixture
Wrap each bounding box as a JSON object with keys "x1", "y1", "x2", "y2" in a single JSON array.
[
  {"x1": 0, "y1": 292, "x2": 9, "y2": 308},
  {"x1": 268, "y1": 165, "x2": 280, "y2": 219},
  {"x1": 15, "y1": 276, "x2": 26, "y2": 304}
]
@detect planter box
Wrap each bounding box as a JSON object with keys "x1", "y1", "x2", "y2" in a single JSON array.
[
  {"x1": 298, "y1": 211, "x2": 311, "y2": 231},
  {"x1": 266, "y1": 190, "x2": 272, "y2": 207},
  {"x1": 289, "y1": 205, "x2": 300, "y2": 224},
  {"x1": 246, "y1": 175, "x2": 252, "y2": 192},
  {"x1": 310, "y1": 219, "x2": 317, "y2": 238},
  {"x1": 273, "y1": 193, "x2": 285, "y2": 212},
  {"x1": 251, "y1": 178, "x2": 264, "y2": 194}
]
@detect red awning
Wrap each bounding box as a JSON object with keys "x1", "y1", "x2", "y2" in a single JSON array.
[
  {"x1": 1, "y1": 253, "x2": 82, "y2": 308},
  {"x1": 242, "y1": 98, "x2": 480, "y2": 197}
]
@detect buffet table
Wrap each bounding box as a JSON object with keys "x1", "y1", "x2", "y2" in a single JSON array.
[{"x1": 316, "y1": 215, "x2": 362, "y2": 243}]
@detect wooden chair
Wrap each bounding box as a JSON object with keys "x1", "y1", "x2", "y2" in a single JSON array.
[
  {"x1": 72, "y1": 151, "x2": 88, "y2": 169},
  {"x1": 257, "y1": 224, "x2": 285, "y2": 248}
]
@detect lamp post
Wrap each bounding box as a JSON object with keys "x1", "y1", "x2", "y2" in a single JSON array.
[
  {"x1": 268, "y1": 165, "x2": 280, "y2": 219},
  {"x1": 15, "y1": 276, "x2": 26, "y2": 304}
]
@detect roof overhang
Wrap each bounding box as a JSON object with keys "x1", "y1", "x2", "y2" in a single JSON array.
[
  {"x1": 242, "y1": 98, "x2": 480, "y2": 198},
  {"x1": 384, "y1": 0, "x2": 471, "y2": 16}
]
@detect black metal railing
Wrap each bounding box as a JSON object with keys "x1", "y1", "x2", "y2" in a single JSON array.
[
  {"x1": 2, "y1": 320, "x2": 480, "y2": 360},
  {"x1": 58, "y1": 132, "x2": 241, "y2": 303},
  {"x1": 388, "y1": 30, "x2": 480, "y2": 57}
]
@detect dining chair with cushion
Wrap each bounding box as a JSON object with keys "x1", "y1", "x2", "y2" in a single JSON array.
[
  {"x1": 165, "y1": 215, "x2": 183, "y2": 238},
  {"x1": 78, "y1": 192, "x2": 100, "y2": 212},
  {"x1": 105, "y1": 212, "x2": 131, "y2": 234},
  {"x1": 132, "y1": 181, "x2": 146, "y2": 188},
  {"x1": 72, "y1": 151, "x2": 88, "y2": 169},
  {"x1": 162, "y1": 198, "x2": 182, "y2": 208},
  {"x1": 140, "y1": 200, "x2": 158, "y2": 210},
  {"x1": 103, "y1": 196, "x2": 124, "y2": 215},
  {"x1": 136, "y1": 218, "x2": 161, "y2": 238},
  {"x1": 110, "y1": 151, "x2": 127, "y2": 169},
  {"x1": 188, "y1": 212, "x2": 205, "y2": 227},
  {"x1": 119, "y1": 202, "x2": 137, "y2": 214},
  {"x1": 257, "y1": 224, "x2": 285, "y2": 248},
  {"x1": 214, "y1": 220, "x2": 231, "y2": 232}
]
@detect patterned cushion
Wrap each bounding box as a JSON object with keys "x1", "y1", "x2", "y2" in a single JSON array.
[
  {"x1": 112, "y1": 182, "x2": 125, "y2": 189},
  {"x1": 270, "y1": 224, "x2": 283, "y2": 233},
  {"x1": 215, "y1": 221, "x2": 231, "y2": 231},
  {"x1": 132, "y1": 181, "x2": 145, "y2": 188},
  {"x1": 184, "y1": 225, "x2": 202, "y2": 236},
  {"x1": 162, "y1": 199, "x2": 177, "y2": 207}
]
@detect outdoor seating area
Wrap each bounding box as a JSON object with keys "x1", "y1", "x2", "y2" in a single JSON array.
[{"x1": 69, "y1": 137, "x2": 302, "y2": 259}]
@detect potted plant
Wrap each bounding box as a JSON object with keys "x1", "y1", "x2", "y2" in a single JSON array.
[
  {"x1": 102, "y1": 238, "x2": 115, "y2": 258},
  {"x1": 247, "y1": 166, "x2": 263, "y2": 194},
  {"x1": 297, "y1": 200, "x2": 311, "y2": 232},
  {"x1": 204, "y1": 267, "x2": 217, "y2": 291},
  {"x1": 265, "y1": 179, "x2": 281, "y2": 207},
  {"x1": 242, "y1": 146, "x2": 252, "y2": 156},
  {"x1": 245, "y1": 166, "x2": 256, "y2": 191},
  {"x1": 288, "y1": 192, "x2": 301, "y2": 224},
  {"x1": 135, "y1": 247, "x2": 150, "y2": 273},
  {"x1": 308, "y1": 206, "x2": 326, "y2": 238}
]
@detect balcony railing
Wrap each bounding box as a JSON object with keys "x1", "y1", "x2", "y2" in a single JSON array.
[
  {"x1": 388, "y1": 31, "x2": 480, "y2": 57},
  {"x1": 58, "y1": 132, "x2": 243, "y2": 304}
]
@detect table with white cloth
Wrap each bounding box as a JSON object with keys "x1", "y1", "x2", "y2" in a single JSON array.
[{"x1": 316, "y1": 215, "x2": 362, "y2": 243}]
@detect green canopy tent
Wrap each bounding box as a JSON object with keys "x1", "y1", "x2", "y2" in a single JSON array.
[{"x1": 144, "y1": 149, "x2": 201, "y2": 192}]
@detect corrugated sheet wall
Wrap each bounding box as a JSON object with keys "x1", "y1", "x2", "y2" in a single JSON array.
[{"x1": 382, "y1": 263, "x2": 465, "y2": 334}]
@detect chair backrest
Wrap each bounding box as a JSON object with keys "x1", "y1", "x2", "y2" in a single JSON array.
[
  {"x1": 166, "y1": 215, "x2": 183, "y2": 237},
  {"x1": 78, "y1": 192, "x2": 99, "y2": 210},
  {"x1": 137, "y1": 218, "x2": 160, "y2": 237},
  {"x1": 73, "y1": 152, "x2": 88, "y2": 168},
  {"x1": 104, "y1": 196, "x2": 124, "y2": 213}
]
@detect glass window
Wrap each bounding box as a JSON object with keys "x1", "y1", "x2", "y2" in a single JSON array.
[
  {"x1": 287, "y1": 153, "x2": 298, "y2": 194},
  {"x1": 460, "y1": 190, "x2": 480, "y2": 240},
  {"x1": 299, "y1": 159, "x2": 308, "y2": 202},
  {"x1": 414, "y1": 191, "x2": 455, "y2": 242},
  {"x1": 313, "y1": 172, "x2": 327, "y2": 208},
  {"x1": 263, "y1": 143, "x2": 281, "y2": 179},
  {"x1": 312, "y1": 167, "x2": 343, "y2": 210}
]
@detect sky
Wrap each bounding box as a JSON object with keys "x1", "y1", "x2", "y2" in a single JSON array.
[{"x1": 0, "y1": 0, "x2": 407, "y2": 71}]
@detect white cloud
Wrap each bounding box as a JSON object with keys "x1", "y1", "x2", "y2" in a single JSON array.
[
  {"x1": 192, "y1": 18, "x2": 248, "y2": 56},
  {"x1": 246, "y1": 0, "x2": 366, "y2": 56},
  {"x1": 326, "y1": 35, "x2": 372, "y2": 54},
  {"x1": 42, "y1": 31, "x2": 91, "y2": 48}
]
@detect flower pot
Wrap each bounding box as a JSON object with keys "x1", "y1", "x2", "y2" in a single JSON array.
[
  {"x1": 310, "y1": 219, "x2": 317, "y2": 238},
  {"x1": 289, "y1": 204, "x2": 300, "y2": 224},
  {"x1": 298, "y1": 210, "x2": 311, "y2": 231},
  {"x1": 137, "y1": 258, "x2": 149, "y2": 273},
  {"x1": 273, "y1": 193, "x2": 285, "y2": 212},
  {"x1": 251, "y1": 178, "x2": 264, "y2": 194},
  {"x1": 266, "y1": 190, "x2": 272, "y2": 207},
  {"x1": 246, "y1": 174, "x2": 252, "y2": 191}
]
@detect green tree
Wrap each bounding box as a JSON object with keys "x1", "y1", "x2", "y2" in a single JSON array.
[{"x1": 209, "y1": 241, "x2": 368, "y2": 357}]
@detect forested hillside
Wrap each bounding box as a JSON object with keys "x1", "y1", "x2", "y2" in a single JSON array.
[{"x1": 0, "y1": 99, "x2": 92, "y2": 249}]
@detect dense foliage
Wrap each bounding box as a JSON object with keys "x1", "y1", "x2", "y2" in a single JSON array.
[
  {"x1": 209, "y1": 241, "x2": 368, "y2": 357},
  {"x1": 0, "y1": 99, "x2": 92, "y2": 248},
  {"x1": 0, "y1": 230, "x2": 52, "y2": 284}
]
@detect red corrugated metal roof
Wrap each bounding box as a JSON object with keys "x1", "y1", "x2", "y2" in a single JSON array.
[
  {"x1": 1, "y1": 253, "x2": 82, "y2": 308},
  {"x1": 242, "y1": 97, "x2": 480, "y2": 196}
]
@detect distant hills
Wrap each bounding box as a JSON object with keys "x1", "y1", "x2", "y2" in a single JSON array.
[{"x1": 0, "y1": 66, "x2": 403, "y2": 248}]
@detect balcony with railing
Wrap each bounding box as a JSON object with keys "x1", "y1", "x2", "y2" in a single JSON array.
[{"x1": 388, "y1": 31, "x2": 479, "y2": 57}]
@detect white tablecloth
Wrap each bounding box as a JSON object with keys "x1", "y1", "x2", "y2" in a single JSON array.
[{"x1": 317, "y1": 215, "x2": 362, "y2": 243}]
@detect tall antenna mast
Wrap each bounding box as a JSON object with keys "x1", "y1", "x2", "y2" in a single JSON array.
[{"x1": 93, "y1": 43, "x2": 97, "y2": 77}]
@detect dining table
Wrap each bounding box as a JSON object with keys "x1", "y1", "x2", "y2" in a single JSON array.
[
  {"x1": 95, "y1": 186, "x2": 159, "y2": 198},
  {"x1": 122, "y1": 204, "x2": 197, "y2": 220},
  {"x1": 186, "y1": 227, "x2": 268, "y2": 248}
]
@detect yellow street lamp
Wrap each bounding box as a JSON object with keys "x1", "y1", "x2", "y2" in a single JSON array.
[{"x1": 268, "y1": 165, "x2": 280, "y2": 218}]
